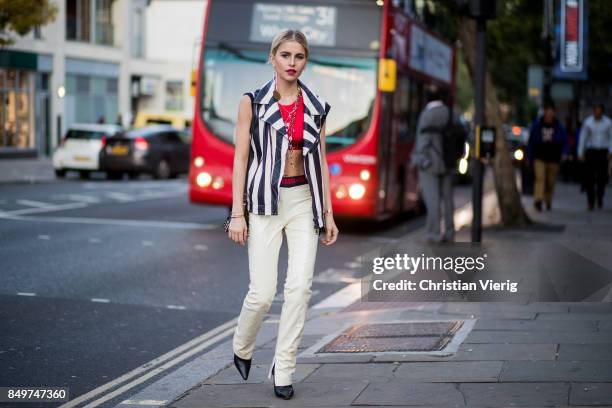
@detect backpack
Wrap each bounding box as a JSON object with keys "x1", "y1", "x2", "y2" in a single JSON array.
[{"x1": 441, "y1": 107, "x2": 468, "y2": 170}]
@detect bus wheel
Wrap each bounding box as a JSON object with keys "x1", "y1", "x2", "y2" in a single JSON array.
[
  {"x1": 79, "y1": 170, "x2": 91, "y2": 179},
  {"x1": 107, "y1": 171, "x2": 123, "y2": 180},
  {"x1": 55, "y1": 169, "x2": 66, "y2": 178},
  {"x1": 155, "y1": 159, "x2": 171, "y2": 179}
]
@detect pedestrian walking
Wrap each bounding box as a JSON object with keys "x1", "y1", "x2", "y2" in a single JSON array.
[
  {"x1": 527, "y1": 103, "x2": 568, "y2": 211},
  {"x1": 577, "y1": 103, "x2": 612, "y2": 210},
  {"x1": 227, "y1": 29, "x2": 339, "y2": 400},
  {"x1": 411, "y1": 87, "x2": 458, "y2": 243}
]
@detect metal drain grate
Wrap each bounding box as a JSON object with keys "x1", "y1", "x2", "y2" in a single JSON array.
[{"x1": 316, "y1": 321, "x2": 463, "y2": 353}]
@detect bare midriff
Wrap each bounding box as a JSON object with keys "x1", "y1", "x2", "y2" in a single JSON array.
[{"x1": 279, "y1": 98, "x2": 305, "y2": 178}]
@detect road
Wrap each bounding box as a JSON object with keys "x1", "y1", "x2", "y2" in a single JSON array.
[{"x1": 0, "y1": 176, "x2": 452, "y2": 407}]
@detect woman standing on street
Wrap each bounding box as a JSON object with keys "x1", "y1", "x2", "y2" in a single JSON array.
[{"x1": 227, "y1": 29, "x2": 339, "y2": 400}]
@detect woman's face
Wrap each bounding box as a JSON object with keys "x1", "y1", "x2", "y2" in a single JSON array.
[{"x1": 270, "y1": 40, "x2": 307, "y2": 82}]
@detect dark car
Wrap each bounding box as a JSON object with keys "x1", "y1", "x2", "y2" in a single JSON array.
[{"x1": 99, "y1": 125, "x2": 191, "y2": 180}]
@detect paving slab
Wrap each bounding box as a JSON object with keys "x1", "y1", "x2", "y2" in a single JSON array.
[
  {"x1": 460, "y1": 383, "x2": 569, "y2": 407},
  {"x1": 473, "y1": 319, "x2": 597, "y2": 332},
  {"x1": 437, "y1": 302, "x2": 568, "y2": 314},
  {"x1": 569, "y1": 303, "x2": 612, "y2": 313},
  {"x1": 465, "y1": 330, "x2": 612, "y2": 344},
  {"x1": 204, "y1": 363, "x2": 320, "y2": 385},
  {"x1": 501, "y1": 361, "x2": 612, "y2": 382},
  {"x1": 303, "y1": 363, "x2": 396, "y2": 383},
  {"x1": 393, "y1": 361, "x2": 503, "y2": 382},
  {"x1": 558, "y1": 344, "x2": 612, "y2": 360},
  {"x1": 170, "y1": 381, "x2": 368, "y2": 407},
  {"x1": 599, "y1": 320, "x2": 612, "y2": 331},
  {"x1": 537, "y1": 313, "x2": 612, "y2": 320},
  {"x1": 296, "y1": 353, "x2": 375, "y2": 364},
  {"x1": 260, "y1": 334, "x2": 321, "y2": 350},
  {"x1": 353, "y1": 381, "x2": 465, "y2": 407},
  {"x1": 570, "y1": 383, "x2": 612, "y2": 406},
  {"x1": 371, "y1": 343, "x2": 557, "y2": 362},
  {"x1": 434, "y1": 310, "x2": 538, "y2": 319}
]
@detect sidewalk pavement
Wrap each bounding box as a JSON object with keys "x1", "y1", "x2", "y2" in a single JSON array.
[
  {"x1": 168, "y1": 181, "x2": 612, "y2": 408},
  {"x1": 0, "y1": 157, "x2": 57, "y2": 184}
]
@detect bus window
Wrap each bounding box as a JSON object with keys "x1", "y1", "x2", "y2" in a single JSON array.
[{"x1": 200, "y1": 48, "x2": 377, "y2": 152}]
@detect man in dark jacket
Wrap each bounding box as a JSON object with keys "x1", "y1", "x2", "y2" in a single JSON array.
[{"x1": 527, "y1": 103, "x2": 568, "y2": 211}]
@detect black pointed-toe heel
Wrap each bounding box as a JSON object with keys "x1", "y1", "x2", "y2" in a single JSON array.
[
  {"x1": 271, "y1": 364, "x2": 294, "y2": 400},
  {"x1": 233, "y1": 353, "x2": 251, "y2": 380}
]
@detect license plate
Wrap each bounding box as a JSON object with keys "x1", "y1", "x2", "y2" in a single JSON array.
[
  {"x1": 111, "y1": 145, "x2": 129, "y2": 155},
  {"x1": 74, "y1": 155, "x2": 90, "y2": 161}
]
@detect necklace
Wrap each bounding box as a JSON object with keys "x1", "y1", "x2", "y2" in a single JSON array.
[{"x1": 278, "y1": 87, "x2": 302, "y2": 170}]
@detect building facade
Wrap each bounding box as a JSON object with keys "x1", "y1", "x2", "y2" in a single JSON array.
[{"x1": 0, "y1": 0, "x2": 205, "y2": 158}]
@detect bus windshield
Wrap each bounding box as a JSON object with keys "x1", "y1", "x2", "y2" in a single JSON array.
[{"x1": 200, "y1": 47, "x2": 376, "y2": 152}]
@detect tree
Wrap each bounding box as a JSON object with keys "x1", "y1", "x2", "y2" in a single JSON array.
[
  {"x1": 0, "y1": 0, "x2": 58, "y2": 47},
  {"x1": 425, "y1": 0, "x2": 532, "y2": 227},
  {"x1": 458, "y1": 16, "x2": 531, "y2": 227}
]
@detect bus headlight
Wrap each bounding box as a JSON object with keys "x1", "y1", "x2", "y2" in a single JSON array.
[
  {"x1": 348, "y1": 183, "x2": 366, "y2": 200},
  {"x1": 335, "y1": 185, "x2": 348, "y2": 199},
  {"x1": 194, "y1": 156, "x2": 204, "y2": 167},
  {"x1": 359, "y1": 169, "x2": 371, "y2": 181},
  {"x1": 513, "y1": 149, "x2": 524, "y2": 161},
  {"x1": 212, "y1": 176, "x2": 224, "y2": 190},
  {"x1": 196, "y1": 172, "x2": 212, "y2": 187},
  {"x1": 458, "y1": 158, "x2": 469, "y2": 175}
]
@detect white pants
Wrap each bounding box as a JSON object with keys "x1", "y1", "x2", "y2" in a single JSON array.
[{"x1": 232, "y1": 184, "x2": 319, "y2": 386}]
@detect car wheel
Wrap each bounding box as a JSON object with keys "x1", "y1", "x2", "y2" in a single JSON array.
[
  {"x1": 55, "y1": 169, "x2": 66, "y2": 178},
  {"x1": 107, "y1": 171, "x2": 123, "y2": 180},
  {"x1": 154, "y1": 159, "x2": 171, "y2": 179},
  {"x1": 79, "y1": 170, "x2": 91, "y2": 179}
]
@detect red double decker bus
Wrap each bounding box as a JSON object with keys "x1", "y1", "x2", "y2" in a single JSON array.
[{"x1": 189, "y1": 0, "x2": 455, "y2": 220}]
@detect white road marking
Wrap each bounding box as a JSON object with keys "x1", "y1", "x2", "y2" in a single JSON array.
[
  {"x1": 105, "y1": 192, "x2": 135, "y2": 202},
  {"x1": 312, "y1": 282, "x2": 361, "y2": 309},
  {"x1": 91, "y1": 298, "x2": 110, "y2": 303},
  {"x1": 141, "y1": 241, "x2": 154, "y2": 246},
  {"x1": 166, "y1": 305, "x2": 186, "y2": 310},
  {"x1": 194, "y1": 244, "x2": 208, "y2": 251},
  {"x1": 345, "y1": 261, "x2": 362, "y2": 269},
  {"x1": 89, "y1": 238, "x2": 102, "y2": 243},
  {"x1": 0, "y1": 214, "x2": 216, "y2": 230},
  {"x1": 60, "y1": 320, "x2": 238, "y2": 408},
  {"x1": 0, "y1": 202, "x2": 88, "y2": 216},
  {"x1": 118, "y1": 399, "x2": 168, "y2": 406},
  {"x1": 64, "y1": 194, "x2": 101, "y2": 204},
  {"x1": 16, "y1": 199, "x2": 55, "y2": 208},
  {"x1": 17, "y1": 292, "x2": 36, "y2": 297},
  {"x1": 38, "y1": 235, "x2": 51, "y2": 240},
  {"x1": 313, "y1": 268, "x2": 359, "y2": 284}
]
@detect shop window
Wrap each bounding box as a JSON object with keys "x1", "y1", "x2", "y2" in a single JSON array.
[
  {"x1": 165, "y1": 81, "x2": 184, "y2": 111},
  {"x1": 0, "y1": 69, "x2": 35, "y2": 150}
]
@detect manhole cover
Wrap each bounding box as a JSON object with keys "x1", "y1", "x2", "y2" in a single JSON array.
[{"x1": 316, "y1": 321, "x2": 463, "y2": 353}]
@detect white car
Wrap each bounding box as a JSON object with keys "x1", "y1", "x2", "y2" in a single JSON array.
[{"x1": 53, "y1": 124, "x2": 123, "y2": 178}]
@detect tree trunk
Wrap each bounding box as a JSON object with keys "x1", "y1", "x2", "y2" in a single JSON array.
[{"x1": 458, "y1": 17, "x2": 531, "y2": 227}]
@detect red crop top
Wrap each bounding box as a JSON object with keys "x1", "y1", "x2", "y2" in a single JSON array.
[{"x1": 278, "y1": 95, "x2": 304, "y2": 150}]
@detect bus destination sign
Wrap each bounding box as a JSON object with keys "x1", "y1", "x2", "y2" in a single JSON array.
[{"x1": 250, "y1": 3, "x2": 337, "y2": 47}]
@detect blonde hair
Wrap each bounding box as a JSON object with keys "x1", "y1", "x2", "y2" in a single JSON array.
[{"x1": 269, "y1": 29, "x2": 309, "y2": 61}]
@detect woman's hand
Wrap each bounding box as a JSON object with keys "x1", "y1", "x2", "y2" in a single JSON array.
[
  {"x1": 321, "y1": 213, "x2": 339, "y2": 245},
  {"x1": 228, "y1": 216, "x2": 248, "y2": 246}
]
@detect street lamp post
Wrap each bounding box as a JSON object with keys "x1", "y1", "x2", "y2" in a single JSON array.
[{"x1": 464, "y1": 0, "x2": 497, "y2": 243}]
